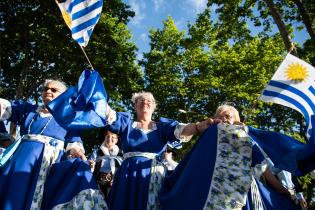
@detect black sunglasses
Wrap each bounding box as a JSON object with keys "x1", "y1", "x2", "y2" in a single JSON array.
[{"x1": 43, "y1": 87, "x2": 60, "y2": 93}]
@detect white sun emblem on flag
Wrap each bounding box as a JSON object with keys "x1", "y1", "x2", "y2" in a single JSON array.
[{"x1": 285, "y1": 62, "x2": 309, "y2": 82}]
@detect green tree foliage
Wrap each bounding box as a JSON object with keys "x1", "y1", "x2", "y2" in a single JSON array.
[
  {"x1": 206, "y1": 0, "x2": 315, "y2": 50},
  {"x1": 0, "y1": 0, "x2": 144, "y2": 151},
  {"x1": 0, "y1": 0, "x2": 143, "y2": 105}
]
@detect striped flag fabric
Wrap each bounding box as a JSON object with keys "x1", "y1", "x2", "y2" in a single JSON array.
[
  {"x1": 259, "y1": 53, "x2": 315, "y2": 138},
  {"x1": 56, "y1": 0, "x2": 103, "y2": 47}
]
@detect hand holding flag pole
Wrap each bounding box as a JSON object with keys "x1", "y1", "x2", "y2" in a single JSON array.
[{"x1": 55, "y1": 0, "x2": 103, "y2": 70}]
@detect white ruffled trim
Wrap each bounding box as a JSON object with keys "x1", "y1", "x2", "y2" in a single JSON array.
[
  {"x1": 0, "y1": 99, "x2": 12, "y2": 121},
  {"x1": 36, "y1": 106, "x2": 52, "y2": 118},
  {"x1": 52, "y1": 188, "x2": 108, "y2": 210},
  {"x1": 174, "y1": 123, "x2": 193, "y2": 142},
  {"x1": 252, "y1": 159, "x2": 268, "y2": 179},
  {"x1": 100, "y1": 144, "x2": 119, "y2": 156},
  {"x1": 297, "y1": 192, "x2": 304, "y2": 199},
  {"x1": 250, "y1": 177, "x2": 264, "y2": 210},
  {"x1": 66, "y1": 142, "x2": 85, "y2": 154},
  {"x1": 164, "y1": 153, "x2": 178, "y2": 170},
  {"x1": 132, "y1": 121, "x2": 157, "y2": 134}
]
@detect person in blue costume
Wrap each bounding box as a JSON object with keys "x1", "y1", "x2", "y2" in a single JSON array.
[
  {"x1": 0, "y1": 79, "x2": 107, "y2": 210},
  {"x1": 243, "y1": 173, "x2": 303, "y2": 210},
  {"x1": 104, "y1": 91, "x2": 219, "y2": 210},
  {"x1": 159, "y1": 104, "x2": 315, "y2": 210},
  {"x1": 45, "y1": 69, "x2": 219, "y2": 210},
  {"x1": 89, "y1": 129, "x2": 123, "y2": 197},
  {"x1": 244, "y1": 151, "x2": 306, "y2": 210}
]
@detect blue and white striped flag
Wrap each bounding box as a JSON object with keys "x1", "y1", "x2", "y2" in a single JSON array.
[
  {"x1": 260, "y1": 53, "x2": 315, "y2": 138},
  {"x1": 56, "y1": 0, "x2": 103, "y2": 47}
]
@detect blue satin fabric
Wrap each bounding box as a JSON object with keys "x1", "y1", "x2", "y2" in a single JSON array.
[
  {"x1": 248, "y1": 117, "x2": 315, "y2": 176},
  {"x1": 159, "y1": 124, "x2": 313, "y2": 210},
  {"x1": 47, "y1": 69, "x2": 108, "y2": 130},
  {"x1": 0, "y1": 140, "x2": 46, "y2": 210},
  {"x1": 41, "y1": 158, "x2": 99, "y2": 209},
  {"x1": 243, "y1": 178, "x2": 300, "y2": 210},
  {"x1": 159, "y1": 125, "x2": 218, "y2": 210}
]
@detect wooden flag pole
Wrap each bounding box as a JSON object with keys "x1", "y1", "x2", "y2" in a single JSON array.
[{"x1": 80, "y1": 45, "x2": 94, "y2": 70}]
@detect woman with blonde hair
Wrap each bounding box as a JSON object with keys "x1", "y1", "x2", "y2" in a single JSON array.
[{"x1": 105, "y1": 91, "x2": 216, "y2": 210}]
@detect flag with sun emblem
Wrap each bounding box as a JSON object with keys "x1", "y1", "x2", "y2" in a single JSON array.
[
  {"x1": 260, "y1": 53, "x2": 315, "y2": 138},
  {"x1": 56, "y1": 0, "x2": 103, "y2": 47}
]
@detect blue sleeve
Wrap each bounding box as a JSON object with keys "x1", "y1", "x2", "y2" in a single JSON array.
[
  {"x1": 158, "y1": 117, "x2": 179, "y2": 145},
  {"x1": 9, "y1": 100, "x2": 36, "y2": 125},
  {"x1": 107, "y1": 112, "x2": 132, "y2": 135},
  {"x1": 248, "y1": 126, "x2": 313, "y2": 176}
]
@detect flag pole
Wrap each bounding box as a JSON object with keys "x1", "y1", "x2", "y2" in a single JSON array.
[{"x1": 80, "y1": 45, "x2": 94, "y2": 70}]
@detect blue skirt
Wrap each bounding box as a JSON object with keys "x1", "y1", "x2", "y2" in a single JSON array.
[{"x1": 0, "y1": 136, "x2": 107, "y2": 210}]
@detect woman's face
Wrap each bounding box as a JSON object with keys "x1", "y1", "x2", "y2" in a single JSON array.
[
  {"x1": 42, "y1": 81, "x2": 65, "y2": 104},
  {"x1": 216, "y1": 109, "x2": 236, "y2": 124},
  {"x1": 135, "y1": 97, "x2": 155, "y2": 117},
  {"x1": 104, "y1": 132, "x2": 118, "y2": 150}
]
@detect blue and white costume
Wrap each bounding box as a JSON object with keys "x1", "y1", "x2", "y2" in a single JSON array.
[
  {"x1": 0, "y1": 99, "x2": 107, "y2": 210},
  {"x1": 105, "y1": 112, "x2": 188, "y2": 210},
  {"x1": 159, "y1": 124, "x2": 268, "y2": 210},
  {"x1": 243, "y1": 177, "x2": 300, "y2": 210},
  {"x1": 159, "y1": 123, "x2": 315, "y2": 210},
  {"x1": 243, "y1": 130, "x2": 310, "y2": 210}
]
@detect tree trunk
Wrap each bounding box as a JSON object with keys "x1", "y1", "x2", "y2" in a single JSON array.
[
  {"x1": 10, "y1": 31, "x2": 31, "y2": 138},
  {"x1": 264, "y1": 0, "x2": 294, "y2": 52},
  {"x1": 293, "y1": 0, "x2": 315, "y2": 47}
]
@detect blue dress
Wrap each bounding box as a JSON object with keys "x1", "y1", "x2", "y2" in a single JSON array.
[
  {"x1": 159, "y1": 124, "x2": 267, "y2": 210},
  {"x1": 0, "y1": 100, "x2": 107, "y2": 210},
  {"x1": 106, "y1": 112, "x2": 179, "y2": 210},
  {"x1": 159, "y1": 123, "x2": 314, "y2": 210}
]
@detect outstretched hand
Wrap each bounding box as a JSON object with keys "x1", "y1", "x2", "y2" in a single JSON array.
[{"x1": 196, "y1": 118, "x2": 221, "y2": 133}]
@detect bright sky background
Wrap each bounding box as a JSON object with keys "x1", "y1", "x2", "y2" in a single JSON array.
[{"x1": 123, "y1": 0, "x2": 309, "y2": 60}]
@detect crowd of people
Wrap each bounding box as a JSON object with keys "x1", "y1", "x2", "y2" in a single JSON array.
[{"x1": 0, "y1": 69, "x2": 314, "y2": 210}]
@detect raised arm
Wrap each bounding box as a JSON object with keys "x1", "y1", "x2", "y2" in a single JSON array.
[{"x1": 181, "y1": 118, "x2": 221, "y2": 136}]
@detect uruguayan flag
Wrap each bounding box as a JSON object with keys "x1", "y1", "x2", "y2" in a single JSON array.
[
  {"x1": 56, "y1": 0, "x2": 103, "y2": 47},
  {"x1": 260, "y1": 53, "x2": 315, "y2": 138}
]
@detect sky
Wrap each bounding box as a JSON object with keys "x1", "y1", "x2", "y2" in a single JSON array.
[{"x1": 122, "y1": 0, "x2": 309, "y2": 60}]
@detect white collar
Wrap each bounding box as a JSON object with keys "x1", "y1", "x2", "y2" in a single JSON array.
[
  {"x1": 36, "y1": 106, "x2": 52, "y2": 118},
  {"x1": 132, "y1": 121, "x2": 157, "y2": 134},
  {"x1": 100, "y1": 144, "x2": 119, "y2": 156}
]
